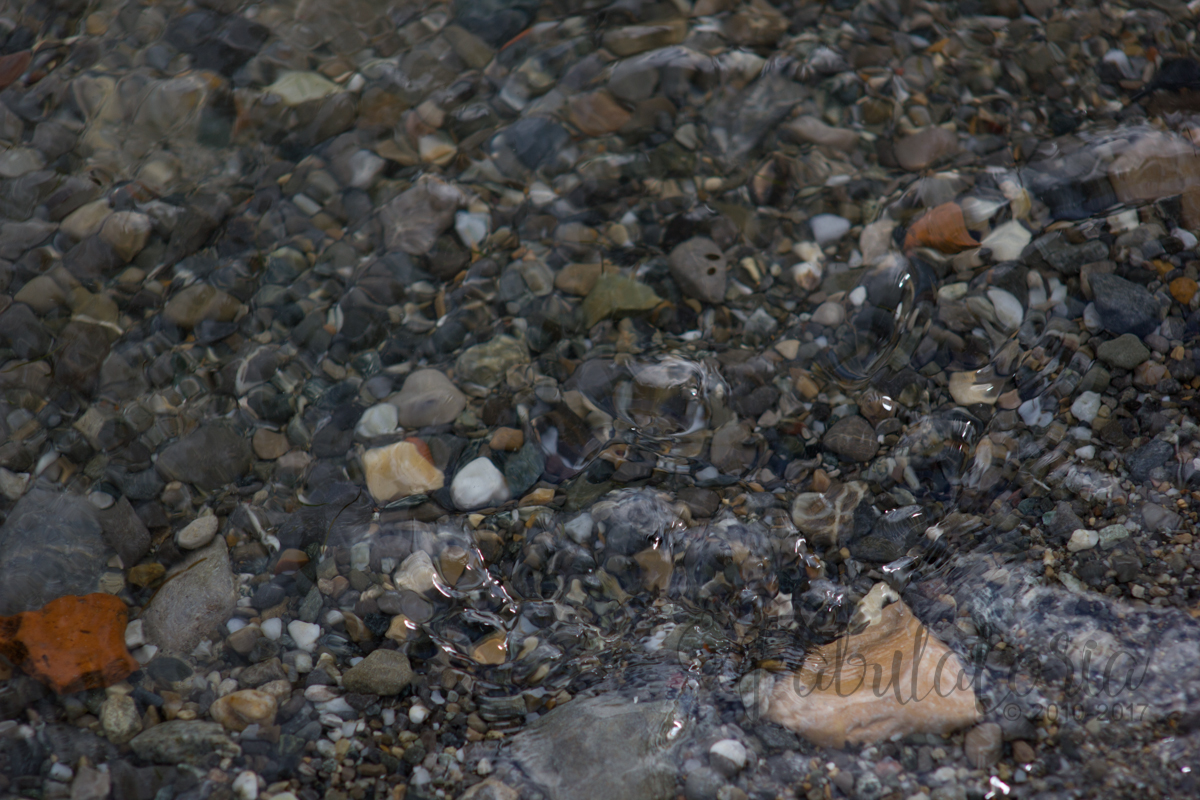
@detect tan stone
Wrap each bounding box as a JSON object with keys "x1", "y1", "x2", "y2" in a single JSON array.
[
  {"x1": 1109, "y1": 132, "x2": 1200, "y2": 205},
  {"x1": 362, "y1": 440, "x2": 444, "y2": 503},
  {"x1": 764, "y1": 600, "x2": 979, "y2": 748},
  {"x1": 489, "y1": 427, "x2": 524, "y2": 451},
  {"x1": 554, "y1": 262, "x2": 602, "y2": 296},
  {"x1": 208, "y1": 689, "x2": 277, "y2": 732},
  {"x1": 99, "y1": 211, "x2": 152, "y2": 262},
  {"x1": 568, "y1": 90, "x2": 632, "y2": 137}
]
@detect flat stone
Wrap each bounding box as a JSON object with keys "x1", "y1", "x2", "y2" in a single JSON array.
[
  {"x1": 893, "y1": 127, "x2": 958, "y2": 171},
  {"x1": 341, "y1": 649, "x2": 413, "y2": 695},
  {"x1": 156, "y1": 422, "x2": 253, "y2": 491},
  {"x1": 381, "y1": 178, "x2": 463, "y2": 256},
  {"x1": 392, "y1": 369, "x2": 466, "y2": 428},
  {"x1": 822, "y1": 416, "x2": 879, "y2": 462},
  {"x1": 100, "y1": 694, "x2": 142, "y2": 744},
  {"x1": 98, "y1": 212, "x2": 151, "y2": 262},
  {"x1": 582, "y1": 274, "x2": 661, "y2": 328},
  {"x1": 784, "y1": 116, "x2": 860, "y2": 151},
  {"x1": 129, "y1": 720, "x2": 240, "y2": 764},
  {"x1": 163, "y1": 284, "x2": 242, "y2": 330},
  {"x1": 1096, "y1": 333, "x2": 1150, "y2": 370},
  {"x1": 265, "y1": 71, "x2": 340, "y2": 106},
  {"x1": 669, "y1": 237, "x2": 727, "y2": 304},
  {"x1": 964, "y1": 723, "x2": 1003, "y2": 769},
  {"x1": 1067, "y1": 529, "x2": 1099, "y2": 552},
  {"x1": 763, "y1": 598, "x2": 978, "y2": 747}
]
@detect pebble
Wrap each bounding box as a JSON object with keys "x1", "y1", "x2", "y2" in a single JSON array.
[
  {"x1": 810, "y1": 300, "x2": 844, "y2": 327},
  {"x1": 129, "y1": 721, "x2": 240, "y2": 764},
  {"x1": 362, "y1": 440, "x2": 444, "y2": 503},
  {"x1": 964, "y1": 723, "x2": 1003, "y2": 768},
  {"x1": 893, "y1": 127, "x2": 958, "y2": 171},
  {"x1": 342, "y1": 649, "x2": 413, "y2": 695},
  {"x1": 709, "y1": 739, "x2": 747, "y2": 776},
  {"x1": 176, "y1": 515, "x2": 218, "y2": 550},
  {"x1": 1067, "y1": 529, "x2": 1100, "y2": 552},
  {"x1": 809, "y1": 214, "x2": 851, "y2": 246},
  {"x1": 455, "y1": 336, "x2": 529, "y2": 389},
  {"x1": 1070, "y1": 391, "x2": 1102, "y2": 424},
  {"x1": 287, "y1": 620, "x2": 321, "y2": 652},
  {"x1": 141, "y1": 538, "x2": 237, "y2": 655},
  {"x1": 356, "y1": 403, "x2": 399, "y2": 438},
  {"x1": 1096, "y1": 333, "x2": 1150, "y2": 370},
  {"x1": 451, "y1": 457, "x2": 511, "y2": 510},
  {"x1": 669, "y1": 237, "x2": 728, "y2": 304},
  {"x1": 100, "y1": 693, "x2": 142, "y2": 745},
  {"x1": 986, "y1": 288, "x2": 1024, "y2": 331},
  {"x1": 582, "y1": 273, "x2": 661, "y2": 328},
  {"x1": 392, "y1": 369, "x2": 467, "y2": 428},
  {"x1": 208, "y1": 689, "x2": 277, "y2": 732},
  {"x1": 822, "y1": 416, "x2": 879, "y2": 462},
  {"x1": 394, "y1": 551, "x2": 438, "y2": 594}
]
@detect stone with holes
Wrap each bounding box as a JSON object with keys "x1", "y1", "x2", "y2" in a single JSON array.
[{"x1": 669, "y1": 237, "x2": 728, "y2": 305}]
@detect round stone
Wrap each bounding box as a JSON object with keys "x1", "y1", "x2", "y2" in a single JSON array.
[
  {"x1": 822, "y1": 416, "x2": 879, "y2": 462},
  {"x1": 176, "y1": 515, "x2": 218, "y2": 550},
  {"x1": 208, "y1": 689, "x2": 277, "y2": 732},
  {"x1": 341, "y1": 649, "x2": 413, "y2": 695},
  {"x1": 451, "y1": 457, "x2": 510, "y2": 510}
]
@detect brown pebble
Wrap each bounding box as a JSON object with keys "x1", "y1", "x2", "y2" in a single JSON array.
[
  {"x1": 489, "y1": 427, "x2": 524, "y2": 451},
  {"x1": 964, "y1": 722, "x2": 1003, "y2": 768},
  {"x1": 1012, "y1": 740, "x2": 1036, "y2": 763}
]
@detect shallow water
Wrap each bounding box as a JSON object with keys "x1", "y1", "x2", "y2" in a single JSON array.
[{"x1": 5, "y1": 1, "x2": 1200, "y2": 799}]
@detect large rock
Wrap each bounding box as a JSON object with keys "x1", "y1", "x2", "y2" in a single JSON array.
[
  {"x1": 380, "y1": 177, "x2": 464, "y2": 255},
  {"x1": 156, "y1": 422, "x2": 253, "y2": 490},
  {"x1": 129, "y1": 720, "x2": 240, "y2": 764},
  {"x1": 761, "y1": 598, "x2": 979, "y2": 747},
  {"x1": 141, "y1": 537, "x2": 237, "y2": 655},
  {"x1": 0, "y1": 487, "x2": 111, "y2": 615},
  {"x1": 668, "y1": 237, "x2": 727, "y2": 305}
]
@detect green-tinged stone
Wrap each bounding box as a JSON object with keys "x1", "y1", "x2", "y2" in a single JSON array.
[
  {"x1": 504, "y1": 442, "x2": 545, "y2": 497},
  {"x1": 581, "y1": 274, "x2": 661, "y2": 328}
]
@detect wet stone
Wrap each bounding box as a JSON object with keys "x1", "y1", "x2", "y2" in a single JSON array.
[
  {"x1": 669, "y1": 237, "x2": 728, "y2": 305},
  {"x1": 455, "y1": 336, "x2": 529, "y2": 389},
  {"x1": 822, "y1": 416, "x2": 879, "y2": 462},
  {"x1": 129, "y1": 721, "x2": 240, "y2": 765},
  {"x1": 141, "y1": 537, "x2": 237, "y2": 655},
  {"x1": 1089, "y1": 274, "x2": 1161, "y2": 337},
  {"x1": 156, "y1": 422, "x2": 253, "y2": 491},
  {"x1": 393, "y1": 369, "x2": 466, "y2": 429},
  {"x1": 341, "y1": 649, "x2": 413, "y2": 695},
  {"x1": 1127, "y1": 439, "x2": 1174, "y2": 483},
  {"x1": 1097, "y1": 334, "x2": 1151, "y2": 370}
]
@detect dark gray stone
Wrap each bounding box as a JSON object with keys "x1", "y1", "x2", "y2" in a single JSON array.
[
  {"x1": 1089, "y1": 273, "x2": 1160, "y2": 337},
  {"x1": 1127, "y1": 439, "x2": 1173, "y2": 483},
  {"x1": 156, "y1": 421, "x2": 253, "y2": 490}
]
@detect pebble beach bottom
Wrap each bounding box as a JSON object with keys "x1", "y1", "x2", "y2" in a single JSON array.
[{"x1": 6, "y1": 1, "x2": 1200, "y2": 799}]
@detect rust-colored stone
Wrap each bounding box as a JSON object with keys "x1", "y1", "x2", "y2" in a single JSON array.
[
  {"x1": 904, "y1": 203, "x2": 978, "y2": 253},
  {"x1": 0, "y1": 51, "x2": 30, "y2": 91},
  {"x1": 0, "y1": 594, "x2": 137, "y2": 694},
  {"x1": 1170, "y1": 276, "x2": 1197, "y2": 305}
]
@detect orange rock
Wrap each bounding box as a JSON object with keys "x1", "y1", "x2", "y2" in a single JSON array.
[
  {"x1": 489, "y1": 427, "x2": 524, "y2": 451},
  {"x1": 904, "y1": 203, "x2": 978, "y2": 254},
  {"x1": 568, "y1": 90, "x2": 632, "y2": 137},
  {"x1": 1170, "y1": 277, "x2": 1197, "y2": 305},
  {"x1": 0, "y1": 594, "x2": 137, "y2": 695},
  {"x1": 762, "y1": 600, "x2": 979, "y2": 747}
]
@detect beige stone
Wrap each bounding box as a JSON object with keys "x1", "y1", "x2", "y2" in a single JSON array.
[
  {"x1": 61, "y1": 199, "x2": 112, "y2": 240},
  {"x1": 764, "y1": 600, "x2": 979, "y2": 747},
  {"x1": 208, "y1": 689, "x2": 277, "y2": 732},
  {"x1": 1109, "y1": 132, "x2": 1200, "y2": 205},
  {"x1": 99, "y1": 211, "x2": 152, "y2": 262},
  {"x1": 362, "y1": 440, "x2": 444, "y2": 503}
]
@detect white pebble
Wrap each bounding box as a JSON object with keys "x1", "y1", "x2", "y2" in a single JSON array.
[
  {"x1": 1070, "y1": 391, "x2": 1101, "y2": 424},
  {"x1": 261, "y1": 618, "x2": 283, "y2": 641},
  {"x1": 323, "y1": 609, "x2": 344, "y2": 627},
  {"x1": 409, "y1": 704, "x2": 430, "y2": 725},
  {"x1": 226, "y1": 617, "x2": 248, "y2": 633},
  {"x1": 288, "y1": 620, "x2": 321, "y2": 652},
  {"x1": 410, "y1": 767, "x2": 431, "y2": 786},
  {"x1": 1075, "y1": 445, "x2": 1096, "y2": 460},
  {"x1": 293, "y1": 653, "x2": 313, "y2": 673},
  {"x1": 1173, "y1": 228, "x2": 1199, "y2": 250},
  {"x1": 848, "y1": 286, "x2": 867, "y2": 307},
  {"x1": 1067, "y1": 529, "x2": 1099, "y2": 552},
  {"x1": 125, "y1": 619, "x2": 146, "y2": 650},
  {"x1": 986, "y1": 288, "x2": 1024, "y2": 331},
  {"x1": 355, "y1": 404, "x2": 398, "y2": 438},
  {"x1": 455, "y1": 211, "x2": 490, "y2": 249},
  {"x1": 710, "y1": 739, "x2": 748, "y2": 770},
  {"x1": 1082, "y1": 303, "x2": 1102, "y2": 333},
  {"x1": 476, "y1": 758, "x2": 493, "y2": 776},
  {"x1": 811, "y1": 301, "x2": 845, "y2": 327},
  {"x1": 451, "y1": 457, "x2": 510, "y2": 510},
  {"x1": 350, "y1": 542, "x2": 371, "y2": 572},
  {"x1": 232, "y1": 772, "x2": 258, "y2": 800},
  {"x1": 790, "y1": 260, "x2": 823, "y2": 291},
  {"x1": 564, "y1": 513, "x2": 594, "y2": 545},
  {"x1": 809, "y1": 214, "x2": 851, "y2": 246}
]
